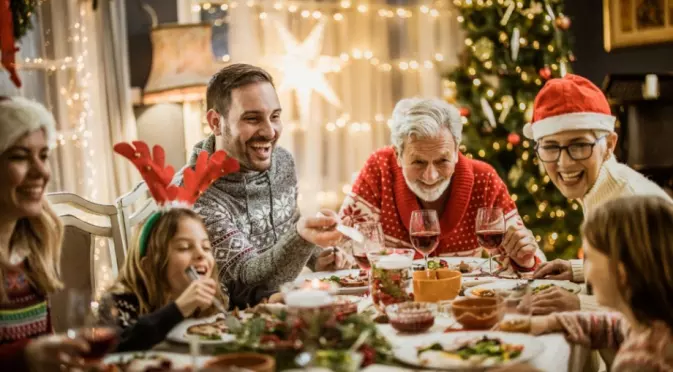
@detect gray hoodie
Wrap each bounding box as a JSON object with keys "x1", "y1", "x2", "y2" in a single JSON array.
[{"x1": 174, "y1": 135, "x2": 319, "y2": 308}]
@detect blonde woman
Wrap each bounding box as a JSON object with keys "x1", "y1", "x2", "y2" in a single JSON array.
[{"x1": 0, "y1": 97, "x2": 89, "y2": 371}]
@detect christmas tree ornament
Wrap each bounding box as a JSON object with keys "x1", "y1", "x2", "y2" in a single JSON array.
[
  {"x1": 539, "y1": 66, "x2": 552, "y2": 80},
  {"x1": 499, "y1": 95, "x2": 514, "y2": 123},
  {"x1": 442, "y1": 79, "x2": 457, "y2": 103},
  {"x1": 544, "y1": 0, "x2": 556, "y2": 20},
  {"x1": 522, "y1": 1, "x2": 544, "y2": 17},
  {"x1": 480, "y1": 97, "x2": 497, "y2": 127},
  {"x1": 500, "y1": 1, "x2": 516, "y2": 26},
  {"x1": 507, "y1": 132, "x2": 521, "y2": 146},
  {"x1": 508, "y1": 160, "x2": 524, "y2": 186},
  {"x1": 511, "y1": 28, "x2": 520, "y2": 61},
  {"x1": 555, "y1": 15, "x2": 571, "y2": 30},
  {"x1": 459, "y1": 107, "x2": 471, "y2": 117},
  {"x1": 524, "y1": 104, "x2": 534, "y2": 122},
  {"x1": 473, "y1": 37, "x2": 494, "y2": 62},
  {"x1": 559, "y1": 60, "x2": 568, "y2": 77}
]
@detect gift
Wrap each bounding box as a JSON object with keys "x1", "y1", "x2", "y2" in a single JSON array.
[{"x1": 412, "y1": 269, "x2": 462, "y2": 302}]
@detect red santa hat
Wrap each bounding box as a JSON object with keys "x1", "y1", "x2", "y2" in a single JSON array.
[{"x1": 523, "y1": 74, "x2": 616, "y2": 141}]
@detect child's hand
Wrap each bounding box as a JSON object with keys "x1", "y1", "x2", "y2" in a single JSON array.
[
  {"x1": 530, "y1": 315, "x2": 561, "y2": 335},
  {"x1": 175, "y1": 278, "x2": 217, "y2": 317}
]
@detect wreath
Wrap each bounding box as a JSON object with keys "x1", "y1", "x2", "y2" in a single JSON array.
[
  {"x1": 10, "y1": 0, "x2": 38, "y2": 40},
  {"x1": 1, "y1": 0, "x2": 38, "y2": 87}
]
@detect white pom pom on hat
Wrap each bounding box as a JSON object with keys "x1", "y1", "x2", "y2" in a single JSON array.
[
  {"x1": 0, "y1": 96, "x2": 57, "y2": 154},
  {"x1": 523, "y1": 74, "x2": 616, "y2": 141}
]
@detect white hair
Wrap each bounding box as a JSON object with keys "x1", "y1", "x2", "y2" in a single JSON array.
[{"x1": 390, "y1": 97, "x2": 462, "y2": 154}]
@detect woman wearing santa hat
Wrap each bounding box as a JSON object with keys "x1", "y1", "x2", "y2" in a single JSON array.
[{"x1": 523, "y1": 74, "x2": 672, "y2": 313}]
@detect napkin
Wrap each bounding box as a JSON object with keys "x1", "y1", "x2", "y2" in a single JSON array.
[{"x1": 412, "y1": 269, "x2": 462, "y2": 302}]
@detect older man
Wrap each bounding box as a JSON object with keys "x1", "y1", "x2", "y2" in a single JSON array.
[
  {"x1": 339, "y1": 98, "x2": 544, "y2": 271},
  {"x1": 175, "y1": 64, "x2": 350, "y2": 308}
]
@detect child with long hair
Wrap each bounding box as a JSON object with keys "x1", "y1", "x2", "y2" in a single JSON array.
[
  {"x1": 0, "y1": 96, "x2": 89, "y2": 371},
  {"x1": 106, "y1": 141, "x2": 238, "y2": 351},
  {"x1": 531, "y1": 195, "x2": 673, "y2": 370}
]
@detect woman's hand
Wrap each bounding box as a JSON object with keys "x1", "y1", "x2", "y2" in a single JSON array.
[
  {"x1": 25, "y1": 334, "x2": 90, "y2": 372},
  {"x1": 175, "y1": 278, "x2": 217, "y2": 317}
]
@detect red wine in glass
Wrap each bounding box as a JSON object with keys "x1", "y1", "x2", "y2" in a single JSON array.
[
  {"x1": 476, "y1": 230, "x2": 504, "y2": 254},
  {"x1": 410, "y1": 231, "x2": 440, "y2": 256},
  {"x1": 77, "y1": 326, "x2": 119, "y2": 363},
  {"x1": 353, "y1": 253, "x2": 371, "y2": 270}
]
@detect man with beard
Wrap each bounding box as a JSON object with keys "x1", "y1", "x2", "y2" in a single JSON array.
[
  {"x1": 175, "y1": 64, "x2": 351, "y2": 309},
  {"x1": 338, "y1": 98, "x2": 544, "y2": 271}
]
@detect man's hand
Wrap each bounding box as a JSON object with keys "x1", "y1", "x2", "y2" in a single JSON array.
[
  {"x1": 297, "y1": 210, "x2": 343, "y2": 247},
  {"x1": 502, "y1": 225, "x2": 537, "y2": 268},
  {"x1": 314, "y1": 248, "x2": 354, "y2": 272},
  {"x1": 530, "y1": 287, "x2": 580, "y2": 315},
  {"x1": 533, "y1": 259, "x2": 573, "y2": 280}
]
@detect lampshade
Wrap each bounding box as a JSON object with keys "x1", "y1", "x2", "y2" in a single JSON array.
[{"x1": 143, "y1": 23, "x2": 221, "y2": 105}]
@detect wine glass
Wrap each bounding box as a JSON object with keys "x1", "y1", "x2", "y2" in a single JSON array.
[
  {"x1": 476, "y1": 207, "x2": 505, "y2": 275},
  {"x1": 352, "y1": 221, "x2": 385, "y2": 271},
  {"x1": 66, "y1": 289, "x2": 120, "y2": 366},
  {"x1": 409, "y1": 210, "x2": 441, "y2": 277}
]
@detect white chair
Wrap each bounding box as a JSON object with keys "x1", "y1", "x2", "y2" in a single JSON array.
[
  {"x1": 47, "y1": 192, "x2": 125, "y2": 332},
  {"x1": 115, "y1": 182, "x2": 158, "y2": 254}
]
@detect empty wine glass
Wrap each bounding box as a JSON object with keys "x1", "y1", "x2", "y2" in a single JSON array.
[
  {"x1": 475, "y1": 207, "x2": 505, "y2": 275},
  {"x1": 352, "y1": 221, "x2": 385, "y2": 271},
  {"x1": 66, "y1": 290, "x2": 120, "y2": 366},
  {"x1": 409, "y1": 210, "x2": 440, "y2": 277}
]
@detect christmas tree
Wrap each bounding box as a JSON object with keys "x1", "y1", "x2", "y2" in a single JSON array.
[{"x1": 444, "y1": 0, "x2": 582, "y2": 259}]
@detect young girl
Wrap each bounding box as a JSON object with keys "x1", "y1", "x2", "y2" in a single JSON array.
[
  {"x1": 531, "y1": 195, "x2": 673, "y2": 371},
  {"x1": 107, "y1": 141, "x2": 238, "y2": 351},
  {"x1": 0, "y1": 96, "x2": 89, "y2": 371}
]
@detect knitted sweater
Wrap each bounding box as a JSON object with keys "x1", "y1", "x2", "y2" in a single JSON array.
[
  {"x1": 554, "y1": 311, "x2": 673, "y2": 372},
  {"x1": 175, "y1": 135, "x2": 319, "y2": 309},
  {"x1": 108, "y1": 292, "x2": 184, "y2": 352},
  {"x1": 0, "y1": 260, "x2": 52, "y2": 370},
  {"x1": 569, "y1": 156, "x2": 673, "y2": 282},
  {"x1": 339, "y1": 147, "x2": 544, "y2": 267}
]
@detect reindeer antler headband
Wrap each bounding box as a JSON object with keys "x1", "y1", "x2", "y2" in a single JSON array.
[{"x1": 114, "y1": 141, "x2": 239, "y2": 256}]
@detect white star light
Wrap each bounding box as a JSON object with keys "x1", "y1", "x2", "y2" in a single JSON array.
[{"x1": 266, "y1": 20, "x2": 344, "y2": 120}]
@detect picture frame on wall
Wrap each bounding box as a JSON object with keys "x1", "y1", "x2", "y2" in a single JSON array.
[{"x1": 603, "y1": 0, "x2": 673, "y2": 51}]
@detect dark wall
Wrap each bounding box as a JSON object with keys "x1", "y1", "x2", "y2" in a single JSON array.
[
  {"x1": 125, "y1": 0, "x2": 178, "y2": 88},
  {"x1": 565, "y1": 0, "x2": 673, "y2": 86}
]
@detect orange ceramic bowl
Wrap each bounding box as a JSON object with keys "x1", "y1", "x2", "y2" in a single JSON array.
[
  {"x1": 412, "y1": 269, "x2": 462, "y2": 302},
  {"x1": 205, "y1": 353, "x2": 275, "y2": 372},
  {"x1": 451, "y1": 297, "x2": 502, "y2": 330}
]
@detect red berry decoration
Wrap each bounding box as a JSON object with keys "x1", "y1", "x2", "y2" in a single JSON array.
[
  {"x1": 508, "y1": 133, "x2": 521, "y2": 146},
  {"x1": 555, "y1": 16, "x2": 571, "y2": 30},
  {"x1": 459, "y1": 107, "x2": 471, "y2": 116},
  {"x1": 539, "y1": 66, "x2": 552, "y2": 80}
]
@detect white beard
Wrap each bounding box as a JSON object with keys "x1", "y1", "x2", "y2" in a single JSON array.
[{"x1": 404, "y1": 174, "x2": 451, "y2": 202}]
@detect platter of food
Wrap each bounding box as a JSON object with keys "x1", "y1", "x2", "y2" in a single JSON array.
[
  {"x1": 295, "y1": 269, "x2": 369, "y2": 294},
  {"x1": 101, "y1": 352, "x2": 211, "y2": 371},
  {"x1": 166, "y1": 314, "x2": 237, "y2": 345},
  {"x1": 464, "y1": 280, "x2": 581, "y2": 299},
  {"x1": 412, "y1": 258, "x2": 486, "y2": 277},
  {"x1": 394, "y1": 332, "x2": 543, "y2": 370}
]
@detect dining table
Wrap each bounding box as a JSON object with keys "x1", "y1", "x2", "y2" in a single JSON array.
[{"x1": 136, "y1": 258, "x2": 601, "y2": 371}]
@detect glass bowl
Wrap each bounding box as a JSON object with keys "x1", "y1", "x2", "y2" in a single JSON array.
[{"x1": 385, "y1": 301, "x2": 437, "y2": 333}]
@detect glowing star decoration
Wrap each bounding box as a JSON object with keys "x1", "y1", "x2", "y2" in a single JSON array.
[{"x1": 266, "y1": 20, "x2": 344, "y2": 122}]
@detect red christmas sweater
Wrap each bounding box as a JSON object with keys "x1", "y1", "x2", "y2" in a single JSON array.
[{"x1": 339, "y1": 147, "x2": 542, "y2": 268}]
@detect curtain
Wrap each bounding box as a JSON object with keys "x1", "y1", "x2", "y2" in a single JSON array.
[{"x1": 222, "y1": 0, "x2": 463, "y2": 215}]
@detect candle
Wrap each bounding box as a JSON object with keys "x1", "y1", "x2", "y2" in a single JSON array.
[
  {"x1": 285, "y1": 290, "x2": 333, "y2": 308},
  {"x1": 376, "y1": 254, "x2": 413, "y2": 270}
]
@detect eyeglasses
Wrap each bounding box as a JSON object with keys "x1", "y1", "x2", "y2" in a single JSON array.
[{"x1": 535, "y1": 136, "x2": 606, "y2": 163}]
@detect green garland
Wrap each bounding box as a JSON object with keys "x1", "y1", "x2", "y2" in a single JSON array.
[{"x1": 10, "y1": 0, "x2": 38, "y2": 39}]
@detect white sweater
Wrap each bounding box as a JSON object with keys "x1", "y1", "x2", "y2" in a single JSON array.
[{"x1": 570, "y1": 156, "x2": 673, "y2": 283}]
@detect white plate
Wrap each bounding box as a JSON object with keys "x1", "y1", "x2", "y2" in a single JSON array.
[
  {"x1": 464, "y1": 279, "x2": 582, "y2": 298},
  {"x1": 413, "y1": 257, "x2": 487, "y2": 277},
  {"x1": 394, "y1": 331, "x2": 544, "y2": 370},
  {"x1": 103, "y1": 351, "x2": 212, "y2": 370},
  {"x1": 166, "y1": 314, "x2": 236, "y2": 345},
  {"x1": 295, "y1": 269, "x2": 368, "y2": 295}
]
